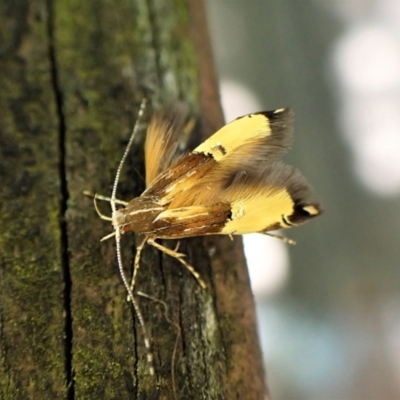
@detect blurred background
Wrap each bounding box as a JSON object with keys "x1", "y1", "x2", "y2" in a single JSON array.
[{"x1": 205, "y1": 1, "x2": 400, "y2": 399}]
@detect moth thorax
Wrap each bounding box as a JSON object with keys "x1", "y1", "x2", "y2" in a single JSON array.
[{"x1": 113, "y1": 197, "x2": 165, "y2": 234}]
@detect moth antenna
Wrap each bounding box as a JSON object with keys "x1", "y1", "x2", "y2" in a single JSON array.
[
  {"x1": 264, "y1": 232, "x2": 296, "y2": 245},
  {"x1": 115, "y1": 232, "x2": 155, "y2": 375},
  {"x1": 110, "y1": 99, "x2": 154, "y2": 374},
  {"x1": 111, "y1": 98, "x2": 147, "y2": 203}
]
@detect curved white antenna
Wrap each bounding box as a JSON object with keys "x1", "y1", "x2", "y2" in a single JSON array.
[
  {"x1": 110, "y1": 99, "x2": 154, "y2": 375},
  {"x1": 111, "y1": 98, "x2": 147, "y2": 202}
]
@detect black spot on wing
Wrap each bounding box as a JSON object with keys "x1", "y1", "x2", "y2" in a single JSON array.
[{"x1": 211, "y1": 143, "x2": 227, "y2": 156}]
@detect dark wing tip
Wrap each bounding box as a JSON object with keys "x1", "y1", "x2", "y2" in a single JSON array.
[
  {"x1": 285, "y1": 168, "x2": 323, "y2": 225},
  {"x1": 289, "y1": 202, "x2": 323, "y2": 225},
  {"x1": 254, "y1": 108, "x2": 294, "y2": 151},
  {"x1": 235, "y1": 107, "x2": 293, "y2": 126},
  {"x1": 256, "y1": 107, "x2": 293, "y2": 121},
  {"x1": 256, "y1": 107, "x2": 294, "y2": 130},
  {"x1": 231, "y1": 107, "x2": 294, "y2": 154}
]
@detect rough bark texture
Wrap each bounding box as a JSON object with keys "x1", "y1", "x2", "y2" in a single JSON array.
[{"x1": 0, "y1": 0, "x2": 268, "y2": 399}]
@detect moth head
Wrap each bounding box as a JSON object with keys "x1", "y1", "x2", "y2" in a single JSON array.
[{"x1": 112, "y1": 208, "x2": 130, "y2": 234}]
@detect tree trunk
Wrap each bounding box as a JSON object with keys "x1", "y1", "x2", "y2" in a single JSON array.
[{"x1": 0, "y1": 0, "x2": 268, "y2": 399}]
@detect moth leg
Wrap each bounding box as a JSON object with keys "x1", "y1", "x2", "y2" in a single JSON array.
[
  {"x1": 83, "y1": 190, "x2": 128, "y2": 206},
  {"x1": 91, "y1": 196, "x2": 128, "y2": 222},
  {"x1": 93, "y1": 197, "x2": 112, "y2": 221},
  {"x1": 173, "y1": 241, "x2": 181, "y2": 252},
  {"x1": 129, "y1": 235, "x2": 149, "y2": 295},
  {"x1": 264, "y1": 232, "x2": 296, "y2": 245},
  {"x1": 100, "y1": 231, "x2": 116, "y2": 241},
  {"x1": 147, "y1": 239, "x2": 207, "y2": 289}
]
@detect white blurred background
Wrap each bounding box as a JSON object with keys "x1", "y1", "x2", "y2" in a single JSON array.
[{"x1": 205, "y1": 1, "x2": 400, "y2": 399}]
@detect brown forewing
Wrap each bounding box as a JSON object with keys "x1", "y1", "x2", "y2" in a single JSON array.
[
  {"x1": 115, "y1": 199, "x2": 231, "y2": 239},
  {"x1": 147, "y1": 203, "x2": 232, "y2": 239},
  {"x1": 143, "y1": 152, "x2": 217, "y2": 204}
]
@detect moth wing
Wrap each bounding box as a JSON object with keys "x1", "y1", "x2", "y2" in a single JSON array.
[
  {"x1": 178, "y1": 108, "x2": 295, "y2": 201},
  {"x1": 143, "y1": 107, "x2": 320, "y2": 236},
  {"x1": 150, "y1": 204, "x2": 231, "y2": 239},
  {"x1": 147, "y1": 108, "x2": 294, "y2": 201},
  {"x1": 145, "y1": 106, "x2": 189, "y2": 187},
  {"x1": 169, "y1": 162, "x2": 322, "y2": 234},
  {"x1": 194, "y1": 108, "x2": 294, "y2": 173},
  {"x1": 168, "y1": 108, "x2": 295, "y2": 208},
  {"x1": 220, "y1": 163, "x2": 322, "y2": 234}
]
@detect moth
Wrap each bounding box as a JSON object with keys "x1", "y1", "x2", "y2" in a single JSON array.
[{"x1": 87, "y1": 100, "x2": 322, "y2": 373}]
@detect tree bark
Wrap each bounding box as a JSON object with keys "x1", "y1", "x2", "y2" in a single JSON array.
[{"x1": 0, "y1": 0, "x2": 268, "y2": 399}]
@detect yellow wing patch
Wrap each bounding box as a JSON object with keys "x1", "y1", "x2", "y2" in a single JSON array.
[
  {"x1": 194, "y1": 113, "x2": 272, "y2": 161},
  {"x1": 221, "y1": 189, "x2": 295, "y2": 234}
]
